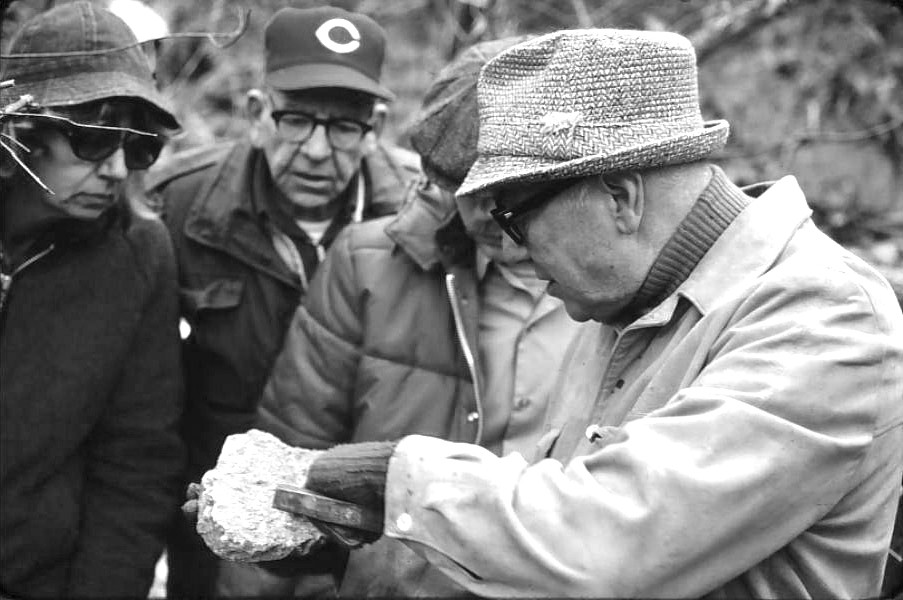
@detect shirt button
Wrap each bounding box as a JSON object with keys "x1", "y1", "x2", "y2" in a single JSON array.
[
  {"x1": 515, "y1": 397, "x2": 531, "y2": 410},
  {"x1": 466, "y1": 411, "x2": 480, "y2": 422},
  {"x1": 396, "y1": 512, "x2": 413, "y2": 532},
  {"x1": 585, "y1": 424, "x2": 603, "y2": 442},
  {"x1": 178, "y1": 318, "x2": 192, "y2": 340}
]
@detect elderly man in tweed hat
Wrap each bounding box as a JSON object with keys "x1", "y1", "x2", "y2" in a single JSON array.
[{"x1": 261, "y1": 29, "x2": 903, "y2": 597}]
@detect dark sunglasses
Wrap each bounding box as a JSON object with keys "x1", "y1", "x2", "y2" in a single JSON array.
[
  {"x1": 50, "y1": 123, "x2": 164, "y2": 170},
  {"x1": 490, "y1": 177, "x2": 582, "y2": 245}
]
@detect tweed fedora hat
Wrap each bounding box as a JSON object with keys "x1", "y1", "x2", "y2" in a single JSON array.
[{"x1": 457, "y1": 28, "x2": 729, "y2": 196}]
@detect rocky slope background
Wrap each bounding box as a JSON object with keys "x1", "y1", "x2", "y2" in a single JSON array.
[{"x1": 3, "y1": 0, "x2": 902, "y2": 300}]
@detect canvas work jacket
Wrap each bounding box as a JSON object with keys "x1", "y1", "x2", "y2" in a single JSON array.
[
  {"x1": 381, "y1": 175, "x2": 903, "y2": 598},
  {"x1": 257, "y1": 179, "x2": 582, "y2": 596},
  {"x1": 147, "y1": 141, "x2": 419, "y2": 484}
]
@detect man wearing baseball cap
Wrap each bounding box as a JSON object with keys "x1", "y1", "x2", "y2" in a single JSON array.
[
  {"x1": 147, "y1": 6, "x2": 419, "y2": 598},
  {"x1": 286, "y1": 29, "x2": 903, "y2": 597}
]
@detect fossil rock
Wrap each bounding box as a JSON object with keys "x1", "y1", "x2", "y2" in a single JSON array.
[{"x1": 197, "y1": 429, "x2": 325, "y2": 562}]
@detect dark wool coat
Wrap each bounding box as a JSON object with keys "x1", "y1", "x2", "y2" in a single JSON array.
[{"x1": 0, "y1": 211, "x2": 185, "y2": 598}]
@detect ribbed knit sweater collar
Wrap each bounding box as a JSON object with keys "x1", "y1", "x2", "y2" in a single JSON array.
[{"x1": 623, "y1": 166, "x2": 751, "y2": 322}]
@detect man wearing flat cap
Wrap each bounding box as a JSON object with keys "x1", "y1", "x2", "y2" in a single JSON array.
[
  {"x1": 251, "y1": 35, "x2": 584, "y2": 597},
  {"x1": 286, "y1": 29, "x2": 903, "y2": 597},
  {"x1": 146, "y1": 6, "x2": 419, "y2": 598}
]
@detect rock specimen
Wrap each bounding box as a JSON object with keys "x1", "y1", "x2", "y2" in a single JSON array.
[{"x1": 197, "y1": 429, "x2": 325, "y2": 561}]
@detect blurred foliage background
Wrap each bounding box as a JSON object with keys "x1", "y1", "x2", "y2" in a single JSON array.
[{"x1": 3, "y1": 0, "x2": 902, "y2": 297}]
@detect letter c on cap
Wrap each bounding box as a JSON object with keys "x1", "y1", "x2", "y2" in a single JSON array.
[{"x1": 315, "y1": 18, "x2": 361, "y2": 54}]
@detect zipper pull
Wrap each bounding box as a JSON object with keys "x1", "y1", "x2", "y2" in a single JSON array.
[{"x1": 0, "y1": 271, "x2": 11, "y2": 313}]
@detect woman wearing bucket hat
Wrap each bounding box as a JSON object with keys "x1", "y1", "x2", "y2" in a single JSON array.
[
  {"x1": 287, "y1": 29, "x2": 903, "y2": 597},
  {"x1": 0, "y1": 2, "x2": 184, "y2": 597},
  {"x1": 228, "y1": 35, "x2": 583, "y2": 597}
]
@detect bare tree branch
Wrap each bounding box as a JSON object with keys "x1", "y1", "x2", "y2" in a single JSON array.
[
  {"x1": 1, "y1": 93, "x2": 35, "y2": 115},
  {"x1": 0, "y1": 6, "x2": 249, "y2": 59},
  {"x1": 570, "y1": 0, "x2": 594, "y2": 28},
  {"x1": 1, "y1": 131, "x2": 30, "y2": 152},
  {"x1": 2, "y1": 112, "x2": 158, "y2": 137},
  {"x1": 691, "y1": 0, "x2": 814, "y2": 64},
  {"x1": 714, "y1": 113, "x2": 903, "y2": 161},
  {"x1": 0, "y1": 139, "x2": 54, "y2": 193}
]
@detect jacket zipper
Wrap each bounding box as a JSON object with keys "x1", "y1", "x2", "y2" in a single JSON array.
[
  {"x1": 445, "y1": 273, "x2": 484, "y2": 445},
  {"x1": 0, "y1": 244, "x2": 55, "y2": 314}
]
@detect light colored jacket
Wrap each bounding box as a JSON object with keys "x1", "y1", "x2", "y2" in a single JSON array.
[
  {"x1": 382, "y1": 175, "x2": 903, "y2": 598},
  {"x1": 258, "y1": 180, "x2": 582, "y2": 596}
]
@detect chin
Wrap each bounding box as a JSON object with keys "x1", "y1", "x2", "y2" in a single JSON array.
[
  {"x1": 562, "y1": 302, "x2": 596, "y2": 323},
  {"x1": 286, "y1": 191, "x2": 333, "y2": 210},
  {"x1": 482, "y1": 246, "x2": 531, "y2": 266}
]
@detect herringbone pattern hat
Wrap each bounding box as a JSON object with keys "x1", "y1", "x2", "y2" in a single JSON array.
[{"x1": 457, "y1": 28, "x2": 729, "y2": 196}]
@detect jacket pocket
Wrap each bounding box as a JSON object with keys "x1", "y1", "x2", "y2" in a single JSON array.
[{"x1": 180, "y1": 279, "x2": 243, "y2": 315}]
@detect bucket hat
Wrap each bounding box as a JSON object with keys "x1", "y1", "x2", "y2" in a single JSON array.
[
  {"x1": 264, "y1": 6, "x2": 393, "y2": 101},
  {"x1": 408, "y1": 36, "x2": 532, "y2": 191},
  {"x1": 0, "y1": 1, "x2": 179, "y2": 129},
  {"x1": 457, "y1": 29, "x2": 729, "y2": 196}
]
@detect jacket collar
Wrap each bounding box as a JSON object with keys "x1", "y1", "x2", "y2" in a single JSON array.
[
  {"x1": 182, "y1": 142, "x2": 299, "y2": 286},
  {"x1": 181, "y1": 141, "x2": 412, "y2": 285},
  {"x1": 384, "y1": 178, "x2": 467, "y2": 272},
  {"x1": 629, "y1": 175, "x2": 812, "y2": 330}
]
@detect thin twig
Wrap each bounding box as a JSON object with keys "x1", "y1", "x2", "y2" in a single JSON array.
[
  {"x1": 569, "y1": 0, "x2": 594, "y2": 28},
  {"x1": 0, "y1": 140, "x2": 54, "y2": 194},
  {"x1": 0, "y1": 132, "x2": 30, "y2": 152},
  {"x1": 1, "y1": 94, "x2": 36, "y2": 116},
  {"x1": 0, "y1": 7, "x2": 249, "y2": 59},
  {"x1": 2, "y1": 112, "x2": 157, "y2": 137},
  {"x1": 715, "y1": 114, "x2": 903, "y2": 160},
  {"x1": 691, "y1": 0, "x2": 811, "y2": 64}
]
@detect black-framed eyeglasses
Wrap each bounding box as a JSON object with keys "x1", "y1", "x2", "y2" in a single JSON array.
[
  {"x1": 50, "y1": 123, "x2": 164, "y2": 170},
  {"x1": 270, "y1": 109, "x2": 372, "y2": 151},
  {"x1": 490, "y1": 178, "x2": 581, "y2": 245}
]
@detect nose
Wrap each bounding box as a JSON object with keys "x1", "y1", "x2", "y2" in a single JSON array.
[
  {"x1": 302, "y1": 123, "x2": 331, "y2": 161},
  {"x1": 97, "y1": 147, "x2": 128, "y2": 181}
]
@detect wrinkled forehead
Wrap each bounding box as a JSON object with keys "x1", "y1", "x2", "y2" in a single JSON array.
[{"x1": 269, "y1": 87, "x2": 375, "y2": 120}]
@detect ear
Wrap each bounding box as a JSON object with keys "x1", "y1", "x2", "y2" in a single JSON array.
[
  {"x1": 599, "y1": 171, "x2": 644, "y2": 235},
  {"x1": 246, "y1": 88, "x2": 271, "y2": 149},
  {"x1": 359, "y1": 102, "x2": 386, "y2": 155},
  {"x1": 370, "y1": 102, "x2": 387, "y2": 137}
]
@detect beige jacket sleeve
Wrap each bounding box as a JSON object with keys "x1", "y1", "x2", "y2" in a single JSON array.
[{"x1": 381, "y1": 254, "x2": 903, "y2": 598}]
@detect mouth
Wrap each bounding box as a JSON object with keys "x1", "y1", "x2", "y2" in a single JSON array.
[
  {"x1": 65, "y1": 192, "x2": 116, "y2": 207},
  {"x1": 473, "y1": 233, "x2": 502, "y2": 248},
  {"x1": 291, "y1": 173, "x2": 333, "y2": 192},
  {"x1": 532, "y1": 263, "x2": 553, "y2": 282}
]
